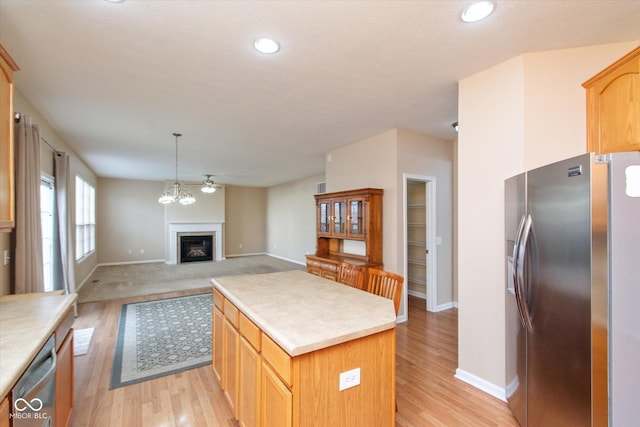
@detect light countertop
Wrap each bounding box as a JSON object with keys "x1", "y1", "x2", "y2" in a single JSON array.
[
  {"x1": 0, "y1": 293, "x2": 77, "y2": 398},
  {"x1": 211, "y1": 270, "x2": 397, "y2": 356}
]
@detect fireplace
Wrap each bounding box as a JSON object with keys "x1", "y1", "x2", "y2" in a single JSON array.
[
  {"x1": 178, "y1": 233, "x2": 215, "y2": 263},
  {"x1": 168, "y1": 223, "x2": 223, "y2": 264},
  {"x1": 179, "y1": 234, "x2": 214, "y2": 263}
]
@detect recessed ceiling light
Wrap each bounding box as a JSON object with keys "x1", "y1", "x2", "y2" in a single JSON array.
[
  {"x1": 254, "y1": 38, "x2": 280, "y2": 54},
  {"x1": 461, "y1": 1, "x2": 495, "y2": 23}
]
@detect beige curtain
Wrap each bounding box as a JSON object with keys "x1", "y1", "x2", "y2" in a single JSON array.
[{"x1": 14, "y1": 114, "x2": 44, "y2": 294}]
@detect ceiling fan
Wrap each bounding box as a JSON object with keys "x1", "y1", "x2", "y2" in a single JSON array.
[{"x1": 200, "y1": 174, "x2": 223, "y2": 193}]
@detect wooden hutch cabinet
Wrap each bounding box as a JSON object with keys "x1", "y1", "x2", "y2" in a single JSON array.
[
  {"x1": 583, "y1": 46, "x2": 640, "y2": 154},
  {"x1": 306, "y1": 188, "x2": 383, "y2": 280},
  {"x1": 0, "y1": 45, "x2": 19, "y2": 231}
]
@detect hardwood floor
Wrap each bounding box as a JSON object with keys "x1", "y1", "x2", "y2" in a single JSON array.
[{"x1": 71, "y1": 291, "x2": 518, "y2": 426}]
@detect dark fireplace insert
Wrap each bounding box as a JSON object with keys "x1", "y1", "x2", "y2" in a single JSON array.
[{"x1": 180, "y1": 235, "x2": 213, "y2": 263}]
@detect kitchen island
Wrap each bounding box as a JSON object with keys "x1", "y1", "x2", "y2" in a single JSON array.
[{"x1": 211, "y1": 269, "x2": 397, "y2": 427}]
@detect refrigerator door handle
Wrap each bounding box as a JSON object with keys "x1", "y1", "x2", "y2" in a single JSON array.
[
  {"x1": 517, "y1": 214, "x2": 534, "y2": 332},
  {"x1": 512, "y1": 214, "x2": 528, "y2": 329}
]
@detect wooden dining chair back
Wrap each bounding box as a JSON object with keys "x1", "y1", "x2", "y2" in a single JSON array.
[
  {"x1": 337, "y1": 263, "x2": 366, "y2": 290},
  {"x1": 366, "y1": 268, "x2": 404, "y2": 315}
]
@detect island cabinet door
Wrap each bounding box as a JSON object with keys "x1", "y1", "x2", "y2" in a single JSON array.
[
  {"x1": 261, "y1": 361, "x2": 292, "y2": 427},
  {"x1": 212, "y1": 306, "x2": 224, "y2": 384},
  {"x1": 55, "y1": 329, "x2": 74, "y2": 427},
  {"x1": 0, "y1": 396, "x2": 9, "y2": 427},
  {"x1": 223, "y1": 317, "x2": 240, "y2": 418},
  {"x1": 239, "y1": 336, "x2": 261, "y2": 427}
]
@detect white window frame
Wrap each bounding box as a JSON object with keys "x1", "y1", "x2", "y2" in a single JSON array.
[
  {"x1": 75, "y1": 175, "x2": 96, "y2": 261},
  {"x1": 41, "y1": 174, "x2": 55, "y2": 291}
]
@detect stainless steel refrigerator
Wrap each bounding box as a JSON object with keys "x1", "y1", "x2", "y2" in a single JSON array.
[{"x1": 505, "y1": 152, "x2": 640, "y2": 426}]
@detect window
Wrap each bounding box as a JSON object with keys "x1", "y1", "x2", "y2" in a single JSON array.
[
  {"x1": 75, "y1": 175, "x2": 95, "y2": 260},
  {"x1": 41, "y1": 176, "x2": 55, "y2": 291}
]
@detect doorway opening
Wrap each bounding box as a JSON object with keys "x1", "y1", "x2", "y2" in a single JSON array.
[{"x1": 403, "y1": 174, "x2": 437, "y2": 315}]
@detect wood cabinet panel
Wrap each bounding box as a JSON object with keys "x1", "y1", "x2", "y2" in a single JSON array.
[
  {"x1": 0, "y1": 45, "x2": 19, "y2": 231},
  {"x1": 239, "y1": 336, "x2": 261, "y2": 427},
  {"x1": 261, "y1": 362, "x2": 292, "y2": 427},
  {"x1": 213, "y1": 288, "x2": 224, "y2": 310},
  {"x1": 223, "y1": 317, "x2": 239, "y2": 417},
  {"x1": 212, "y1": 306, "x2": 224, "y2": 383},
  {"x1": 294, "y1": 329, "x2": 396, "y2": 426},
  {"x1": 261, "y1": 334, "x2": 292, "y2": 388},
  {"x1": 56, "y1": 329, "x2": 74, "y2": 427},
  {"x1": 305, "y1": 255, "x2": 340, "y2": 281},
  {"x1": 583, "y1": 46, "x2": 640, "y2": 154},
  {"x1": 239, "y1": 312, "x2": 261, "y2": 351},
  {"x1": 224, "y1": 299, "x2": 239, "y2": 329},
  {"x1": 0, "y1": 396, "x2": 9, "y2": 427}
]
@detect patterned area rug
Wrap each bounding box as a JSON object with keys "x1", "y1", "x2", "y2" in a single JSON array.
[{"x1": 110, "y1": 293, "x2": 212, "y2": 389}]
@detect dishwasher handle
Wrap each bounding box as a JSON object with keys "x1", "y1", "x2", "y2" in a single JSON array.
[{"x1": 19, "y1": 345, "x2": 57, "y2": 402}]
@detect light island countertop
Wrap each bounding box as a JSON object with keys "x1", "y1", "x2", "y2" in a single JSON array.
[
  {"x1": 0, "y1": 293, "x2": 77, "y2": 398},
  {"x1": 210, "y1": 270, "x2": 397, "y2": 356}
]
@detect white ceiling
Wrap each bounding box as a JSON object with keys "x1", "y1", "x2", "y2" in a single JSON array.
[{"x1": 1, "y1": 1, "x2": 639, "y2": 187}]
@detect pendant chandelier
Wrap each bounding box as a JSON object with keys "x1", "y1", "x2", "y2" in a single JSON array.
[{"x1": 158, "y1": 132, "x2": 196, "y2": 205}]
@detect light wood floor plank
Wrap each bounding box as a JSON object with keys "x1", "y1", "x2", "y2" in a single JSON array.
[{"x1": 70, "y1": 289, "x2": 517, "y2": 426}]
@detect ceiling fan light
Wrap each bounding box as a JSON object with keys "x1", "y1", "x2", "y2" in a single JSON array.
[{"x1": 201, "y1": 185, "x2": 216, "y2": 193}]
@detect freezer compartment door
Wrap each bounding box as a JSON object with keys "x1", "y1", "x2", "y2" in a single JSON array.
[{"x1": 526, "y1": 153, "x2": 592, "y2": 427}]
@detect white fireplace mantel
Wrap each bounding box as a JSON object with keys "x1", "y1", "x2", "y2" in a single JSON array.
[{"x1": 168, "y1": 222, "x2": 223, "y2": 264}]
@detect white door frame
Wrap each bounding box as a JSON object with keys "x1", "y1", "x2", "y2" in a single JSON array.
[{"x1": 403, "y1": 173, "x2": 437, "y2": 315}]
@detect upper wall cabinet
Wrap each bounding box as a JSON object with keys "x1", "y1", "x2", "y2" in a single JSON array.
[
  {"x1": 0, "y1": 45, "x2": 19, "y2": 231},
  {"x1": 583, "y1": 46, "x2": 640, "y2": 154}
]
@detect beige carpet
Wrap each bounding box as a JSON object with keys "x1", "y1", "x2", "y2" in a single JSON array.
[{"x1": 77, "y1": 255, "x2": 303, "y2": 303}]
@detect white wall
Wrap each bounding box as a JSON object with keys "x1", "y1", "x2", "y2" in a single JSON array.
[
  {"x1": 266, "y1": 173, "x2": 323, "y2": 264},
  {"x1": 326, "y1": 129, "x2": 399, "y2": 271},
  {"x1": 97, "y1": 178, "x2": 165, "y2": 263},
  {"x1": 226, "y1": 185, "x2": 267, "y2": 257},
  {"x1": 12, "y1": 90, "x2": 98, "y2": 290},
  {"x1": 456, "y1": 41, "x2": 638, "y2": 396},
  {"x1": 396, "y1": 129, "x2": 454, "y2": 308},
  {"x1": 325, "y1": 128, "x2": 455, "y2": 319}
]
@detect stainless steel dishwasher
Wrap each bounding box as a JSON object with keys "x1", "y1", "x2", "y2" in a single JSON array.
[{"x1": 11, "y1": 334, "x2": 57, "y2": 427}]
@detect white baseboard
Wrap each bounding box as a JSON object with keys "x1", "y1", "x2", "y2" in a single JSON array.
[
  {"x1": 407, "y1": 290, "x2": 457, "y2": 312},
  {"x1": 454, "y1": 368, "x2": 507, "y2": 402},
  {"x1": 407, "y1": 289, "x2": 426, "y2": 299},
  {"x1": 225, "y1": 252, "x2": 266, "y2": 258},
  {"x1": 99, "y1": 259, "x2": 166, "y2": 267},
  {"x1": 434, "y1": 301, "x2": 456, "y2": 312},
  {"x1": 75, "y1": 263, "x2": 99, "y2": 293},
  {"x1": 265, "y1": 253, "x2": 306, "y2": 266}
]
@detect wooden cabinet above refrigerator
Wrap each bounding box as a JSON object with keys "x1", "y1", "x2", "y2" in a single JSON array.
[{"x1": 583, "y1": 46, "x2": 640, "y2": 154}]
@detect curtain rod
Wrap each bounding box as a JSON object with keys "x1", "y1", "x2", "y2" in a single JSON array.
[{"x1": 14, "y1": 112, "x2": 63, "y2": 155}]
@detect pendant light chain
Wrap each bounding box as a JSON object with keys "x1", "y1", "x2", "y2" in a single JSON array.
[{"x1": 158, "y1": 132, "x2": 195, "y2": 205}]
